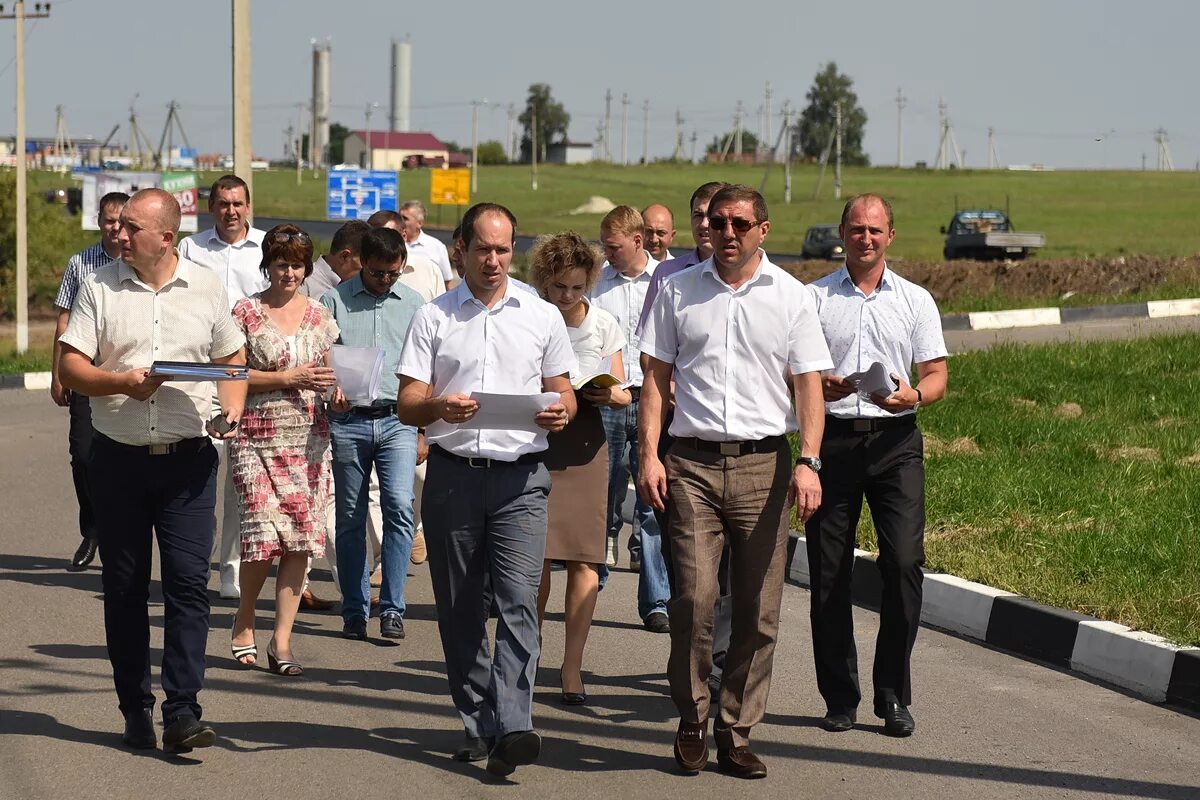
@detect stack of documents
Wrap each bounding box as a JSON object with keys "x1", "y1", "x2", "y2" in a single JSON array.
[{"x1": 330, "y1": 345, "x2": 385, "y2": 406}]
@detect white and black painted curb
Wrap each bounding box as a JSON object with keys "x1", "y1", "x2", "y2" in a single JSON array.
[
  {"x1": 0, "y1": 371, "x2": 50, "y2": 391},
  {"x1": 785, "y1": 533, "x2": 1200, "y2": 711},
  {"x1": 941, "y1": 297, "x2": 1200, "y2": 331}
]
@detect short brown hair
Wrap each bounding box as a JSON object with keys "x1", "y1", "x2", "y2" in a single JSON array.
[
  {"x1": 600, "y1": 205, "x2": 644, "y2": 238},
  {"x1": 208, "y1": 174, "x2": 250, "y2": 206},
  {"x1": 367, "y1": 209, "x2": 402, "y2": 228},
  {"x1": 708, "y1": 184, "x2": 768, "y2": 223},
  {"x1": 259, "y1": 224, "x2": 314, "y2": 278},
  {"x1": 529, "y1": 231, "x2": 603, "y2": 295},
  {"x1": 690, "y1": 181, "x2": 727, "y2": 212},
  {"x1": 841, "y1": 193, "x2": 894, "y2": 230}
]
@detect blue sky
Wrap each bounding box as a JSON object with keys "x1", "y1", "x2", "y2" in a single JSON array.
[{"x1": 2, "y1": 0, "x2": 1196, "y2": 169}]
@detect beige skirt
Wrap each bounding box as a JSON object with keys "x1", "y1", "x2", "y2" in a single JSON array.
[{"x1": 543, "y1": 401, "x2": 609, "y2": 564}]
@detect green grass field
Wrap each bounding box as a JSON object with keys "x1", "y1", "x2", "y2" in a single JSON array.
[
  {"x1": 891, "y1": 333, "x2": 1199, "y2": 646},
  {"x1": 196, "y1": 163, "x2": 1200, "y2": 260}
]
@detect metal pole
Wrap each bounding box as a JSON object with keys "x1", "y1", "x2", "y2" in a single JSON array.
[
  {"x1": 364, "y1": 104, "x2": 373, "y2": 170},
  {"x1": 621, "y1": 92, "x2": 629, "y2": 165},
  {"x1": 295, "y1": 102, "x2": 304, "y2": 186},
  {"x1": 783, "y1": 102, "x2": 793, "y2": 204},
  {"x1": 14, "y1": 0, "x2": 28, "y2": 352},
  {"x1": 531, "y1": 105, "x2": 538, "y2": 191},
  {"x1": 896, "y1": 88, "x2": 906, "y2": 167},
  {"x1": 642, "y1": 99, "x2": 649, "y2": 165},
  {"x1": 834, "y1": 101, "x2": 843, "y2": 200},
  {"x1": 471, "y1": 101, "x2": 479, "y2": 193},
  {"x1": 232, "y1": 0, "x2": 253, "y2": 211}
]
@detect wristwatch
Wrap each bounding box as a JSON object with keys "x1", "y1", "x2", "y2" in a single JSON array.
[
  {"x1": 796, "y1": 456, "x2": 822, "y2": 473},
  {"x1": 913, "y1": 387, "x2": 923, "y2": 410}
]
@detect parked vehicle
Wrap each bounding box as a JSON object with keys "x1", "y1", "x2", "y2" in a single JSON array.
[
  {"x1": 941, "y1": 209, "x2": 1045, "y2": 260},
  {"x1": 802, "y1": 224, "x2": 845, "y2": 260}
]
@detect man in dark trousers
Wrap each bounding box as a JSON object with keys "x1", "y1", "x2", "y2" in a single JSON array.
[
  {"x1": 805, "y1": 193, "x2": 948, "y2": 737},
  {"x1": 59, "y1": 188, "x2": 246, "y2": 753}
]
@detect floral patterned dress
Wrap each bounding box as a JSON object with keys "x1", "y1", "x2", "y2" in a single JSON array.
[{"x1": 230, "y1": 296, "x2": 340, "y2": 561}]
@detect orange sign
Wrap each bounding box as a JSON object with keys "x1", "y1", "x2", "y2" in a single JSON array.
[{"x1": 430, "y1": 168, "x2": 470, "y2": 206}]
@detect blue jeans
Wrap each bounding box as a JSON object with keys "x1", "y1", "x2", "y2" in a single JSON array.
[
  {"x1": 600, "y1": 402, "x2": 670, "y2": 619},
  {"x1": 329, "y1": 410, "x2": 417, "y2": 623}
]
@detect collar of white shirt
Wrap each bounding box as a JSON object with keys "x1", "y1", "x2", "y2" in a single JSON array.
[
  {"x1": 601, "y1": 252, "x2": 657, "y2": 282},
  {"x1": 835, "y1": 262, "x2": 896, "y2": 296},
  {"x1": 451, "y1": 277, "x2": 525, "y2": 310},
  {"x1": 116, "y1": 252, "x2": 196, "y2": 290},
  {"x1": 698, "y1": 249, "x2": 774, "y2": 292},
  {"x1": 200, "y1": 226, "x2": 265, "y2": 250}
]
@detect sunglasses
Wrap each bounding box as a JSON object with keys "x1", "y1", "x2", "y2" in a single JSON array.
[
  {"x1": 269, "y1": 231, "x2": 312, "y2": 245},
  {"x1": 707, "y1": 215, "x2": 760, "y2": 234},
  {"x1": 367, "y1": 269, "x2": 402, "y2": 282}
]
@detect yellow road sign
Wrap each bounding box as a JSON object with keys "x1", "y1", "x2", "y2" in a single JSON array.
[{"x1": 430, "y1": 168, "x2": 471, "y2": 206}]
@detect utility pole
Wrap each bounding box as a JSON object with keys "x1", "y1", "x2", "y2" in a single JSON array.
[
  {"x1": 295, "y1": 102, "x2": 305, "y2": 186},
  {"x1": 620, "y1": 92, "x2": 630, "y2": 165},
  {"x1": 364, "y1": 102, "x2": 379, "y2": 169},
  {"x1": 53, "y1": 104, "x2": 75, "y2": 173},
  {"x1": 689, "y1": 130, "x2": 697, "y2": 164},
  {"x1": 506, "y1": 103, "x2": 516, "y2": 163},
  {"x1": 783, "y1": 101, "x2": 793, "y2": 204},
  {"x1": 470, "y1": 99, "x2": 484, "y2": 193},
  {"x1": 764, "y1": 81, "x2": 773, "y2": 157},
  {"x1": 1155, "y1": 128, "x2": 1175, "y2": 171},
  {"x1": 1, "y1": 1, "x2": 51, "y2": 353},
  {"x1": 934, "y1": 97, "x2": 962, "y2": 169},
  {"x1": 603, "y1": 88, "x2": 613, "y2": 162},
  {"x1": 672, "y1": 109, "x2": 685, "y2": 160},
  {"x1": 895, "y1": 87, "x2": 906, "y2": 167},
  {"x1": 531, "y1": 104, "x2": 539, "y2": 190},
  {"x1": 987, "y1": 126, "x2": 999, "y2": 169},
  {"x1": 232, "y1": 0, "x2": 252, "y2": 207},
  {"x1": 641, "y1": 99, "x2": 649, "y2": 165},
  {"x1": 734, "y1": 100, "x2": 744, "y2": 157},
  {"x1": 834, "y1": 101, "x2": 843, "y2": 200}
]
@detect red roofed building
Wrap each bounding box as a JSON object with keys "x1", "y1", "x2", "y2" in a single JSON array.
[{"x1": 343, "y1": 131, "x2": 450, "y2": 170}]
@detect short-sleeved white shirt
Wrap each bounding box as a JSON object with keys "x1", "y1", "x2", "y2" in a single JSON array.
[
  {"x1": 808, "y1": 264, "x2": 948, "y2": 419},
  {"x1": 409, "y1": 230, "x2": 454, "y2": 282},
  {"x1": 640, "y1": 251, "x2": 832, "y2": 441},
  {"x1": 178, "y1": 226, "x2": 268, "y2": 310},
  {"x1": 398, "y1": 252, "x2": 446, "y2": 303},
  {"x1": 59, "y1": 255, "x2": 246, "y2": 446},
  {"x1": 588, "y1": 253, "x2": 658, "y2": 387},
  {"x1": 397, "y1": 279, "x2": 577, "y2": 460},
  {"x1": 567, "y1": 301, "x2": 625, "y2": 384}
]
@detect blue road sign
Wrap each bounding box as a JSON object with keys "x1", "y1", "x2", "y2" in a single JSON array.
[{"x1": 326, "y1": 169, "x2": 399, "y2": 221}]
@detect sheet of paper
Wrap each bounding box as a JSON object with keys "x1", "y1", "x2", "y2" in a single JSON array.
[
  {"x1": 460, "y1": 391, "x2": 561, "y2": 432},
  {"x1": 330, "y1": 345, "x2": 384, "y2": 406},
  {"x1": 843, "y1": 361, "x2": 898, "y2": 398},
  {"x1": 149, "y1": 361, "x2": 248, "y2": 381}
]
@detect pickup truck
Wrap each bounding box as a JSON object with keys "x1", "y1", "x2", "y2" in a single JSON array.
[{"x1": 941, "y1": 210, "x2": 1045, "y2": 260}]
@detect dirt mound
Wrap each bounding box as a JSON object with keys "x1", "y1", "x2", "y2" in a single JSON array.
[
  {"x1": 925, "y1": 434, "x2": 982, "y2": 457},
  {"x1": 1054, "y1": 402, "x2": 1084, "y2": 419},
  {"x1": 781, "y1": 255, "x2": 1200, "y2": 306}
]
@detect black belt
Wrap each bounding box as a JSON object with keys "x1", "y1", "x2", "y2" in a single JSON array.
[
  {"x1": 95, "y1": 432, "x2": 209, "y2": 456},
  {"x1": 676, "y1": 434, "x2": 786, "y2": 457},
  {"x1": 825, "y1": 415, "x2": 916, "y2": 434},
  {"x1": 351, "y1": 405, "x2": 396, "y2": 418},
  {"x1": 627, "y1": 386, "x2": 641, "y2": 400},
  {"x1": 430, "y1": 444, "x2": 542, "y2": 469}
]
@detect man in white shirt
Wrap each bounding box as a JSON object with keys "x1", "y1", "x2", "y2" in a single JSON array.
[
  {"x1": 591, "y1": 206, "x2": 671, "y2": 633},
  {"x1": 398, "y1": 202, "x2": 576, "y2": 777},
  {"x1": 389, "y1": 200, "x2": 455, "y2": 290},
  {"x1": 178, "y1": 174, "x2": 266, "y2": 600},
  {"x1": 639, "y1": 184, "x2": 831, "y2": 779},
  {"x1": 642, "y1": 203, "x2": 677, "y2": 263},
  {"x1": 805, "y1": 194, "x2": 948, "y2": 739}
]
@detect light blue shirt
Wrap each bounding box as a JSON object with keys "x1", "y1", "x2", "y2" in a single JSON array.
[
  {"x1": 320, "y1": 274, "x2": 424, "y2": 403},
  {"x1": 808, "y1": 264, "x2": 948, "y2": 419}
]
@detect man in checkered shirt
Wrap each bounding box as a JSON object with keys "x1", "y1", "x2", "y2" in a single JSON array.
[{"x1": 51, "y1": 190, "x2": 129, "y2": 572}]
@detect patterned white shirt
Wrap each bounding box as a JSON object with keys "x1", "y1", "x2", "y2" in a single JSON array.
[
  {"x1": 59, "y1": 255, "x2": 245, "y2": 446},
  {"x1": 398, "y1": 280, "x2": 577, "y2": 460},
  {"x1": 409, "y1": 230, "x2": 454, "y2": 282},
  {"x1": 178, "y1": 226, "x2": 268, "y2": 310},
  {"x1": 55, "y1": 242, "x2": 120, "y2": 311},
  {"x1": 589, "y1": 252, "x2": 658, "y2": 387},
  {"x1": 808, "y1": 264, "x2": 948, "y2": 419},
  {"x1": 640, "y1": 251, "x2": 832, "y2": 441}
]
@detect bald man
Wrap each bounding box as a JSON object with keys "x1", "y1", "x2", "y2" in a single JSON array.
[{"x1": 642, "y1": 203, "x2": 677, "y2": 263}]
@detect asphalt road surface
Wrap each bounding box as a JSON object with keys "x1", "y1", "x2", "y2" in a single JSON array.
[{"x1": 1, "y1": 390, "x2": 1197, "y2": 798}]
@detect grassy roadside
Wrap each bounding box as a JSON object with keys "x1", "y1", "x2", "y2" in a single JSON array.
[{"x1": 853, "y1": 333, "x2": 1199, "y2": 646}]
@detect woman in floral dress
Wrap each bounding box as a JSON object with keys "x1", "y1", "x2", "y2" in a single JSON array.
[{"x1": 228, "y1": 224, "x2": 343, "y2": 676}]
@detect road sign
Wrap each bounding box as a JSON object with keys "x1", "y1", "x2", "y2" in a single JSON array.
[
  {"x1": 430, "y1": 168, "x2": 470, "y2": 206},
  {"x1": 326, "y1": 169, "x2": 399, "y2": 220}
]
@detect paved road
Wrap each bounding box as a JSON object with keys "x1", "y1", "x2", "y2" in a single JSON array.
[{"x1": 1, "y1": 390, "x2": 1197, "y2": 798}]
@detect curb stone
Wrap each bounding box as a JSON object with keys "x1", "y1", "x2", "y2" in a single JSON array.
[
  {"x1": 940, "y1": 296, "x2": 1200, "y2": 331},
  {"x1": 786, "y1": 532, "x2": 1199, "y2": 710}
]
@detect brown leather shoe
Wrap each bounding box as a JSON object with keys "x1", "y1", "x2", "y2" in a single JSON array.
[
  {"x1": 410, "y1": 529, "x2": 428, "y2": 565},
  {"x1": 716, "y1": 746, "x2": 767, "y2": 779},
  {"x1": 299, "y1": 588, "x2": 335, "y2": 611},
  {"x1": 673, "y1": 720, "x2": 708, "y2": 773}
]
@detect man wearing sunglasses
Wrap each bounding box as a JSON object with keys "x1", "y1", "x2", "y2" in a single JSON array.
[
  {"x1": 320, "y1": 227, "x2": 425, "y2": 642},
  {"x1": 805, "y1": 194, "x2": 948, "y2": 739},
  {"x1": 639, "y1": 184, "x2": 831, "y2": 779},
  {"x1": 179, "y1": 174, "x2": 267, "y2": 602}
]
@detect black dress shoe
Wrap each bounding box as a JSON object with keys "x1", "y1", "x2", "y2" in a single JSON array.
[
  {"x1": 453, "y1": 735, "x2": 494, "y2": 762},
  {"x1": 560, "y1": 690, "x2": 587, "y2": 705},
  {"x1": 875, "y1": 699, "x2": 915, "y2": 737},
  {"x1": 716, "y1": 746, "x2": 768, "y2": 779},
  {"x1": 162, "y1": 715, "x2": 216, "y2": 754},
  {"x1": 486, "y1": 730, "x2": 541, "y2": 777},
  {"x1": 68, "y1": 537, "x2": 99, "y2": 571},
  {"x1": 673, "y1": 720, "x2": 708, "y2": 773},
  {"x1": 121, "y1": 709, "x2": 156, "y2": 749},
  {"x1": 820, "y1": 709, "x2": 856, "y2": 732},
  {"x1": 342, "y1": 616, "x2": 368, "y2": 641},
  {"x1": 643, "y1": 612, "x2": 671, "y2": 634}
]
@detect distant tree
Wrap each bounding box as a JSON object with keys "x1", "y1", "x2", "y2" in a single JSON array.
[
  {"x1": 328, "y1": 122, "x2": 350, "y2": 164},
  {"x1": 476, "y1": 140, "x2": 508, "y2": 165},
  {"x1": 705, "y1": 130, "x2": 760, "y2": 157},
  {"x1": 794, "y1": 62, "x2": 869, "y2": 166},
  {"x1": 443, "y1": 141, "x2": 466, "y2": 154},
  {"x1": 518, "y1": 83, "x2": 570, "y2": 162}
]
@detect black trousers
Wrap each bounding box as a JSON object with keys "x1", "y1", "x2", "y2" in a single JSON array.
[
  {"x1": 804, "y1": 419, "x2": 925, "y2": 711},
  {"x1": 654, "y1": 412, "x2": 732, "y2": 688},
  {"x1": 90, "y1": 434, "x2": 218, "y2": 723},
  {"x1": 67, "y1": 392, "x2": 98, "y2": 541}
]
